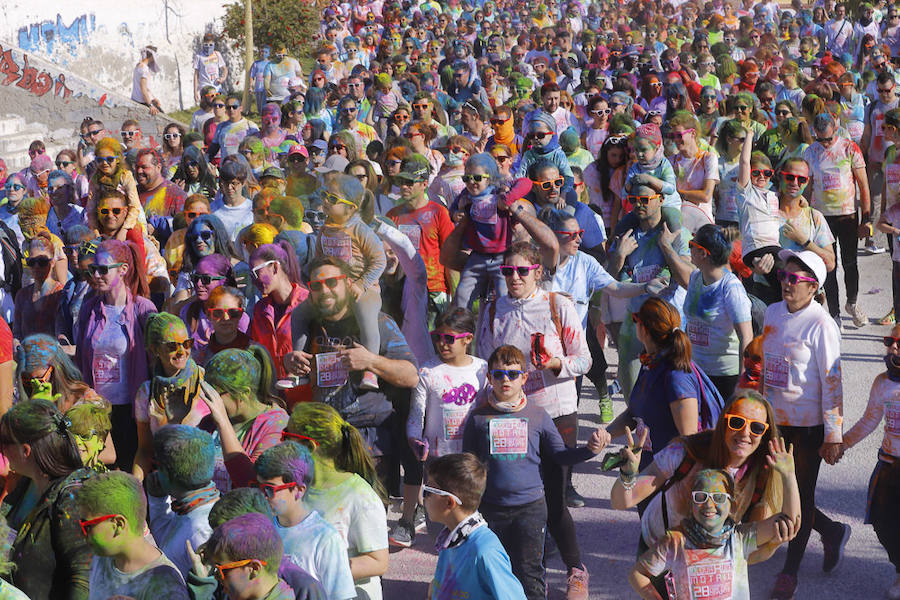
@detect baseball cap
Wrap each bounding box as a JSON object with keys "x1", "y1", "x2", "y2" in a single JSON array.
[
  {"x1": 310, "y1": 140, "x2": 328, "y2": 153},
  {"x1": 394, "y1": 153, "x2": 431, "y2": 183},
  {"x1": 315, "y1": 154, "x2": 349, "y2": 174},
  {"x1": 777, "y1": 249, "x2": 826, "y2": 290},
  {"x1": 261, "y1": 167, "x2": 286, "y2": 180},
  {"x1": 287, "y1": 145, "x2": 309, "y2": 158}
]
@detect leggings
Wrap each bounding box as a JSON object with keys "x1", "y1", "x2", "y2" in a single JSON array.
[
  {"x1": 778, "y1": 424, "x2": 841, "y2": 576},
  {"x1": 824, "y1": 214, "x2": 860, "y2": 316},
  {"x1": 110, "y1": 404, "x2": 138, "y2": 472},
  {"x1": 290, "y1": 285, "x2": 382, "y2": 356},
  {"x1": 868, "y1": 457, "x2": 900, "y2": 572},
  {"x1": 893, "y1": 260, "x2": 900, "y2": 319},
  {"x1": 541, "y1": 412, "x2": 582, "y2": 570},
  {"x1": 392, "y1": 391, "x2": 423, "y2": 487}
]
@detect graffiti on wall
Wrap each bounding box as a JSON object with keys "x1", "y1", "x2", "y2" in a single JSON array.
[
  {"x1": 0, "y1": 43, "x2": 112, "y2": 106},
  {"x1": 17, "y1": 13, "x2": 96, "y2": 54}
]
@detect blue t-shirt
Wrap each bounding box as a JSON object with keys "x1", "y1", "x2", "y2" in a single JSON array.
[
  {"x1": 629, "y1": 357, "x2": 702, "y2": 455},
  {"x1": 683, "y1": 270, "x2": 752, "y2": 377},
  {"x1": 431, "y1": 525, "x2": 526, "y2": 600}
]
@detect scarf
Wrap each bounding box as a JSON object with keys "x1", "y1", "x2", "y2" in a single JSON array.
[
  {"x1": 149, "y1": 359, "x2": 203, "y2": 427},
  {"x1": 171, "y1": 481, "x2": 220, "y2": 515},
  {"x1": 493, "y1": 117, "x2": 515, "y2": 146},
  {"x1": 885, "y1": 355, "x2": 900, "y2": 381},
  {"x1": 531, "y1": 134, "x2": 561, "y2": 154},
  {"x1": 681, "y1": 516, "x2": 735, "y2": 549},
  {"x1": 434, "y1": 512, "x2": 487, "y2": 552},
  {"x1": 487, "y1": 392, "x2": 526, "y2": 413},
  {"x1": 94, "y1": 163, "x2": 128, "y2": 193}
]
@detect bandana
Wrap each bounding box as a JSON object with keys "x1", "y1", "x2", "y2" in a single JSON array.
[
  {"x1": 435, "y1": 512, "x2": 487, "y2": 551},
  {"x1": 681, "y1": 516, "x2": 735, "y2": 549},
  {"x1": 149, "y1": 358, "x2": 204, "y2": 427},
  {"x1": 171, "y1": 481, "x2": 220, "y2": 515},
  {"x1": 487, "y1": 392, "x2": 526, "y2": 413}
]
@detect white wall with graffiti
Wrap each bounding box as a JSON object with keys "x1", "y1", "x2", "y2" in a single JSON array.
[{"x1": 0, "y1": 0, "x2": 240, "y2": 113}]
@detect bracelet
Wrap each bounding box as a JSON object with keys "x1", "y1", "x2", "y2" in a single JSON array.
[
  {"x1": 619, "y1": 471, "x2": 637, "y2": 490},
  {"x1": 801, "y1": 238, "x2": 811, "y2": 248}
]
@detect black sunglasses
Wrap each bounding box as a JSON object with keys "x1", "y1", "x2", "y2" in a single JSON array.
[
  {"x1": 191, "y1": 273, "x2": 225, "y2": 286},
  {"x1": 26, "y1": 256, "x2": 52, "y2": 268}
]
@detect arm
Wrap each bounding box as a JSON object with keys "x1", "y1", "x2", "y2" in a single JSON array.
[
  {"x1": 738, "y1": 129, "x2": 754, "y2": 188},
  {"x1": 756, "y1": 437, "x2": 802, "y2": 546},
  {"x1": 658, "y1": 225, "x2": 696, "y2": 289},
  {"x1": 842, "y1": 377, "x2": 886, "y2": 449},
  {"x1": 407, "y1": 371, "x2": 428, "y2": 443},
  {"x1": 340, "y1": 345, "x2": 419, "y2": 389},
  {"x1": 438, "y1": 218, "x2": 469, "y2": 271},
  {"x1": 606, "y1": 229, "x2": 637, "y2": 278},
  {"x1": 141, "y1": 77, "x2": 159, "y2": 115},
  {"x1": 510, "y1": 200, "x2": 560, "y2": 268},
  {"x1": 0, "y1": 361, "x2": 13, "y2": 416},
  {"x1": 193, "y1": 69, "x2": 200, "y2": 102},
  {"x1": 678, "y1": 178, "x2": 717, "y2": 205},
  {"x1": 349, "y1": 548, "x2": 389, "y2": 580},
  {"x1": 54, "y1": 484, "x2": 95, "y2": 599},
  {"x1": 735, "y1": 320, "x2": 753, "y2": 375},
  {"x1": 355, "y1": 223, "x2": 387, "y2": 290},
  {"x1": 629, "y1": 566, "x2": 665, "y2": 600},
  {"x1": 610, "y1": 427, "x2": 668, "y2": 510},
  {"x1": 853, "y1": 165, "x2": 872, "y2": 234},
  {"x1": 670, "y1": 396, "x2": 699, "y2": 437},
  {"x1": 132, "y1": 419, "x2": 154, "y2": 481}
]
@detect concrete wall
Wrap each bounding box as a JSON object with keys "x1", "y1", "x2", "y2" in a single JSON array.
[{"x1": 0, "y1": 0, "x2": 242, "y2": 113}]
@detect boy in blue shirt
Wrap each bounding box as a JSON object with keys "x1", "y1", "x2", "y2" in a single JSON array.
[{"x1": 426, "y1": 452, "x2": 525, "y2": 600}]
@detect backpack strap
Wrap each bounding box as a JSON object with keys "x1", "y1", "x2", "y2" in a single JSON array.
[
  {"x1": 548, "y1": 292, "x2": 567, "y2": 355},
  {"x1": 660, "y1": 452, "x2": 696, "y2": 531},
  {"x1": 488, "y1": 298, "x2": 497, "y2": 335}
]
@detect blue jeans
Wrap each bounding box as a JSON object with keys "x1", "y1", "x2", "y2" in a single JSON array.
[{"x1": 453, "y1": 252, "x2": 506, "y2": 310}]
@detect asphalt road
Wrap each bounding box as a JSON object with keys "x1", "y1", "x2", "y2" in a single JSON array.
[{"x1": 383, "y1": 248, "x2": 897, "y2": 599}]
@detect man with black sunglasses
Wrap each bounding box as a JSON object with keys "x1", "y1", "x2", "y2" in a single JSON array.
[{"x1": 207, "y1": 93, "x2": 259, "y2": 161}]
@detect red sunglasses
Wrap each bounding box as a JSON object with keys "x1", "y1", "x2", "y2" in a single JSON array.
[{"x1": 80, "y1": 514, "x2": 119, "y2": 537}]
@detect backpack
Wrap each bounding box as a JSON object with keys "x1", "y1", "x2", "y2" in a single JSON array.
[{"x1": 690, "y1": 361, "x2": 725, "y2": 431}]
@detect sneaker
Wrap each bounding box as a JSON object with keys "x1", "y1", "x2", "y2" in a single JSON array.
[
  {"x1": 388, "y1": 519, "x2": 415, "y2": 548},
  {"x1": 887, "y1": 575, "x2": 900, "y2": 600},
  {"x1": 413, "y1": 504, "x2": 427, "y2": 532},
  {"x1": 865, "y1": 243, "x2": 887, "y2": 254},
  {"x1": 566, "y1": 483, "x2": 586, "y2": 508},
  {"x1": 833, "y1": 314, "x2": 843, "y2": 332},
  {"x1": 770, "y1": 573, "x2": 797, "y2": 600},
  {"x1": 360, "y1": 371, "x2": 379, "y2": 390},
  {"x1": 845, "y1": 303, "x2": 868, "y2": 328},
  {"x1": 599, "y1": 394, "x2": 614, "y2": 424},
  {"x1": 565, "y1": 564, "x2": 589, "y2": 600},
  {"x1": 822, "y1": 522, "x2": 851, "y2": 573},
  {"x1": 879, "y1": 309, "x2": 896, "y2": 326}
]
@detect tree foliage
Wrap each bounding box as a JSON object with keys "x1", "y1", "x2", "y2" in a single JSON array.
[{"x1": 222, "y1": 0, "x2": 320, "y2": 59}]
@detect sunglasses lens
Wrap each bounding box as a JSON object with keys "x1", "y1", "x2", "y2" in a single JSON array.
[{"x1": 749, "y1": 421, "x2": 767, "y2": 435}]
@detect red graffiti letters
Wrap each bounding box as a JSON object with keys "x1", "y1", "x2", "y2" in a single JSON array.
[{"x1": 0, "y1": 44, "x2": 73, "y2": 101}]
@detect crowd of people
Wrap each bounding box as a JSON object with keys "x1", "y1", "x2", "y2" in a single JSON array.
[{"x1": 2, "y1": 0, "x2": 900, "y2": 598}]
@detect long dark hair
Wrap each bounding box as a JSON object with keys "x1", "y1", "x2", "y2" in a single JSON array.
[
  {"x1": 0, "y1": 399, "x2": 83, "y2": 479},
  {"x1": 181, "y1": 214, "x2": 237, "y2": 273}
]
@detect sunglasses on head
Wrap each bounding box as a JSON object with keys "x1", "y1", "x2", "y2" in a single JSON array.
[
  {"x1": 751, "y1": 168, "x2": 774, "y2": 178},
  {"x1": 554, "y1": 229, "x2": 584, "y2": 240},
  {"x1": 96, "y1": 156, "x2": 117, "y2": 165},
  {"x1": 780, "y1": 171, "x2": 808, "y2": 184},
  {"x1": 532, "y1": 177, "x2": 564, "y2": 190},
  {"x1": 490, "y1": 368, "x2": 524, "y2": 380},
  {"x1": 26, "y1": 256, "x2": 52, "y2": 268},
  {"x1": 162, "y1": 339, "x2": 194, "y2": 353},
  {"x1": 248, "y1": 480, "x2": 298, "y2": 498},
  {"x1": 430, "y1": 331, "x2": 469, "y2": 345},
  {"x1": 691, "y1": 491, "x2": 731, "y2": 505},
  {"x1": 499, "y1": 264, "x2": 540, "y2": 277},
  {"x1": 191, "y1": 273, "x2": 225, "y2": 286},
  {"x1": 88, "y1": 262, "x2": 124, "y2": 276},
  {"x1": 777, "y1": 269, "x2": 817, "y2": 285},
  {"x1": 308, "y1": 274, "x2": 348, "y2": 292},
  {"x1": 462, "y1": 174, "x2": 489, "y2": 183},
  {"x1": 79, "y1": 514, "x2": 119, "y2": 537},
  {"x1": 209, "y1": 307, "x2": 244, "y2": 320},
  {"x1": 724, "y1": 413, "x2": 769, "y2": 436}
]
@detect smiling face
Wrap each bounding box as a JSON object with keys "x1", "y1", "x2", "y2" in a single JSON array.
[
  {"x1": 154, "y1": 320, "x2": 191, "y2": 375},
  {"x1": 308, "y1": 264, "x2": 351, "y2": 318},
  {"x1": 98, "y1": 195, "x2": 128, "y2": 234},
  {"x1": 193, "y1": 263, "x2": 225, "y2": 301},
  {"x1": 724, "y1": 396, "x2": 768, "y2": 463},
  {"x1": 691, "y1": 471, "x2": 732, "y2": 531},
  {"x1": 464, "y1": 164, "x2": 490, "y2": 195}
]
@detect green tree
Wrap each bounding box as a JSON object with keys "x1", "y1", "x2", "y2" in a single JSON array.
[{"x1": 222, "y1": 0, "x2": 320, "y2": 59}]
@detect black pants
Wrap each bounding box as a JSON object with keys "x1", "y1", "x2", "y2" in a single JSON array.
[
  {"x1": 708, "y1": 374, "x2": 740, "y2": 402},
  {"x1": 392, "y1": 394, "x2": 424, "y2": 487},
  {"x1": 482, "y1": 498, "x2": 548, "y2": 600},
  {"x1": 869, "y1": 458, "x2": 900, "y2": 572},
  {"x1": 541, "y1": 413, "x2": 582, "y2": 571},
  {"x1": 824, "y1": 214, "x2": 860, "y2": 316},
  {"x1": 893, "y1": 260, "x2": 900, "y2": 319},
  {"x1": 779, "y1": 425, "x2": 841, "y2": 576},
  {"x1": 110, "y1": 404, "x2": 138, "y2": 472}
]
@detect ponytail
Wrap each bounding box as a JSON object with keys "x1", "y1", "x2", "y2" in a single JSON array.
[
  {"x1": 247, "y1": 344, "x2": 280, "y2": 407},
  {"x1": 337, "y1": 421, "x2": 387, "y2": 503},
  {"x1": 635, "y1": 297, "x2": 693, "y2": 373},
  {"x1": 666, "y1": 327, "x2": 693, "y2": 372}
]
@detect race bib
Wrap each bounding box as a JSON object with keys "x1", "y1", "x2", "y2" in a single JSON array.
[
  {"x1": 848, "y1": 121, "x2": 865, "y2": 141},
  {"x1": 443, "y1": 404, "x2": 470, "y2": 441},
  {"x1": 764, "y1": 353, "x2": 790, "y2": 389},
  {"x1": 470, "y1": 197, "x2": 498, "y2": 224},
  {"x1": 399, "y1": 223, "x2": 422, "y2": 249},
  {"x1": 633, "y1": 264, "x2": 662, "y2": 284},
  {"x1": 321, "y1": 232, "x2": 353, "y2": 262},
  {"x1": 316, "y1": 352, "x2": 349, "y2": 388},
  {"x1": 205, "y1": 61, "x2": 219, "y2": 78},
  {"x1": 685, "y1": 552, "x2": 733, "y2": 600},
  {"x1": 822, "y1": 169, "x2": 842, "y2": 192},
  {"x1": 489, "y1": 418, "x2": 529, "y2": 455},
  {"x1": 93, "y1": 353, "x2": 121, "y2": 385},
  {"x1": 886, "y1": 400, "x2": 900, "y2": 434},
  {"x1": 687, "y1": 319, "x2": 710, "y2": 347}
]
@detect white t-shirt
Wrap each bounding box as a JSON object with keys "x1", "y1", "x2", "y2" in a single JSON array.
[
  {"x1": 88, "y1": 552, "x2": 188, "y2": 600},
  {"x1": 716, "y1": 159, "x2": 741, "y2": 223},
  {"x1": 671, "y1": 150, "x2": 719, "y2": 223},
  {"x1": 736, "y1": 182, "x2": 781, "y2": 256},
  {"x1": 684, "y1": 270, "x2": 752, "y2": 376},
  {"x1": 305, "y1": 475, "x2": 388, "y2": 600},
  {"x1": 408, "y1": 357, "x2": 488, "y2": 457},
  {"x1": 131, "y1": 63, "x2": 152, "y2": 104},
  {"x1": 278, "y1": 511, "x2": 356, "y2": 600},
  {"x1": 211, "y1": 197, "x2": 254, "y2": 242},
  {"x1": 194, "y1": 51, "x2": 227, "y2": 89},
  {"x1": 551, "y1": 251, "x2": 616, "y2": 327},
  {"x1": 147, "y1": 494, "x2": 215, "y2": 579}
]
